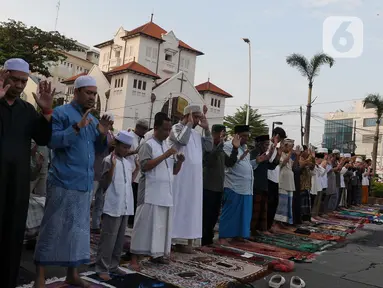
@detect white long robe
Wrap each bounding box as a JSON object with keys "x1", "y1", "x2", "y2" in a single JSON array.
[{"x1": 172, "y1": 129, "x2": 203, "y2": 239}]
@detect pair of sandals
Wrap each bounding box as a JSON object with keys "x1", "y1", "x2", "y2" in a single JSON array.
[{"x1": 269, "y1": 275, "x2": 305, "y2": 288}]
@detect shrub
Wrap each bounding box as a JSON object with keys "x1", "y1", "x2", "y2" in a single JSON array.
[{"x1": 371, "y1": 181, "x2": 383, "y2": 198}]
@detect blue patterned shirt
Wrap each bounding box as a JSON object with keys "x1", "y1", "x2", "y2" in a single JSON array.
[{"x1": 47, "y1": 102, "x2": 107, "y2": 192}]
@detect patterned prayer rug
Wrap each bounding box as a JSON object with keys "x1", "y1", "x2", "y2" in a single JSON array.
[
  {"x1": 252, "y1": 234, "x2": 333, "y2": 253},
  {"x1": 297, "y1": 225, "x2": 348, "y2": 238},
  {"x1": 276, "y1": 226, "x2": 344, "y2": 242},
  {"x1": 313, "y1": 223, "x2": 354, "y2": 233},
  {"x1": 224, "y1": 241, "x2": 316, "y2": 262},
  {"x1": 17, "y1": 277, "x2": 106, "y2": 288},
  {"x1": 127, "y1": 260, "x2": 238, "y2": 288},
  {"x1": 172, "y1": 251, "x2": 267, "y2": 283}
]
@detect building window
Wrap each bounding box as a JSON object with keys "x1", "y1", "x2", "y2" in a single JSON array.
[
  {"x1": 362, "y1": 134, "x2": 382, "y2": 143},
  {"x1": 115, "y1": 50, "x2": 120, "y2": 58},
  {"x1": 142, "y1": 81, "x2": 146, "y2": 90},
  {"x1": 133, "y1": 79, "x2": 147, "y2": 92},
  {"x1": 138, "y1": 80, "x2": 142, "y2": 89},
  {"x1": 363, "y1": 118, "x2": 382, "y2": 127},
  {"x1": 152, "y1": 48, "x2": 158, "y2": 60},
  {"x1": 114, "y1": 77, "x2": 124, "y2": 88},
  {"x1": 146, "y1": 47, "x2": 152, "y2": 58},
  {"x1": 165, "y1": 54, "x2": 172, "y2": 62},
  {"x1": 214, "y1": 99, "x2": 217, "y2": 107},
  {"x1": 218, "y1": 100, "x2": 221, "y2": 108},
  {"x1": 211, "y1": 98, "x2": 214, "y2": 106},
  {"x1": 133, "y1": 79, "x2": 137, "y2": 88}
]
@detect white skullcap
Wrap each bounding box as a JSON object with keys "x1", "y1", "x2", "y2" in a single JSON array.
[
  {"x1": 340, "y1": 153, "x2": 344, "y2": 157},
  {"x1": 4, "y1": 58, "x2": 30, "y2": 74},
  {"x1": 103, "y1": 112, "x2": 114, "y2": 122},
  {"x1": 183, "y1": 104, "x2": 201, "y2": 115},
  {"x1": 317, "y1": 148, "x2": 328, "y2": 154},
  {"x1": 74, "y1": 75, "x2": 97, "y2": 89},
  {"x1": 333, "y1": 149, "x2": 340, "y2": 154},
  {"x1": 115, "y1": 130, "x2": 133, "y2": 146},
  {"x1": 356, "y1": 157, "x2": 363, "y2": 163},
  {"x1": 284, "y1": 138, "x2": 295, "y2": 145},
  {"x1": 344, "y1": 153, "x2": 351, "y2": 158},
  {"x1": 136, "y1": 118, "x2": 149, "y2": 128}
]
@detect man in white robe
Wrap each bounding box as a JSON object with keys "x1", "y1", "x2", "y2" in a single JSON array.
[
  {"x1": 167, "y1": 104, "x2": 213, "y2": 253},
  {"x1": 130, "y1": 112, "x2": 184, "y2": 270}
]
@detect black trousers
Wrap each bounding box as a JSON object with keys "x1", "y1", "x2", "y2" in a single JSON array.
[
  {"x1": 128, "y1": 182, "x2": 139, "y2": 226},
  {"x1": 267, "y1": 180, "x2": 279, "y2": 230},
  {"x1": 0, "y1": 161, "x2": 31, "y2": 288},
  {"x1": 293, "y1": 190, "x2": 302, "y2": 225},
  {"x1": 202, "y1": 189, "x2": 222, "y2": 246}
]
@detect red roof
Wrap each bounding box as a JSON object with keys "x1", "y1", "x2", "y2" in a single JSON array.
[
  {"x1": 195, "y1": 81, "x2": 233, "y2": 98},
  {"x1": 61, "y1": 72, "x2": 87, "y2": 84},
  {"x1": 95, "y1": 21, "x2": 203, "y2": 55},
  {"x1": 107, "y1": 61, "x2": 160, "y2": 79}
]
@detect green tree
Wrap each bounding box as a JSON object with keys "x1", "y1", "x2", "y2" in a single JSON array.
[
  {"x1": 363, "y1": 94, "x2": 383, "y2": 174},
  {"x1": 286, "y1": 53, "x2": 334, "y2": 145},
  {"x1": 224, "y1": 105, "x2": 268, "y2": 137},
  {"x1": 0, "y1": 19, "x2": 83, "y2": 77}
]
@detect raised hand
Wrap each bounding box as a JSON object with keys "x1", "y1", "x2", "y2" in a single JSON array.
[
  {"x1": 203, "y1": 105, "x2": 208, "y2": 115},
  {"x1": 220, "y1": 131, "x2": 226, "y2": 144},
  {"x1": 111, "y1": 152, "x2": 117, "y2": 167},
  {"x1": 0, "y1": 70, "x2": 10, "y2": 99},
  {"x1": 176, "y1": 153, "x2": 185, "y2": 162},
  {"x1": 32, "y1": 81, "x2": 55, "y2": 112},
  {"x1": 187, "y1": 112, "x2": 194, "y2": 124},
  {"x1": 77, "y1": 108, "x2": 94, "y2": 129},
  {"x1": 198, "y1": 114, "x2": 209, "y2": 130},
  {"x1": 232, "y1": 134, "x2": 241, "y2": 148},
  {"x1": 98, "y1": 114, "x2": 113, "y2": 135},
  {"x1": 165, "y1": 147, "x2": 178, "y2": 158}
]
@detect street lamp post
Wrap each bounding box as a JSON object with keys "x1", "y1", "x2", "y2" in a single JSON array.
[
  {"x1": 272, "y1": 121, "x2": 283, "y2": 132},
  {"x1": 243, "y1": 38, "x2": 251, "y2": 125}
]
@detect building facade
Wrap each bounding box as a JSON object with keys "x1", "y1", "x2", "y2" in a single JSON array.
[
  {"x1": 324, "y1": 100, "x2": 383, "y2": 167},
  {"x1": 61, "y1": 19, "x2": 233, "y2": 131}
]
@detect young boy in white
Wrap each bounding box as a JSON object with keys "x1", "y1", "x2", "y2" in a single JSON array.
[
  {"x1": 95, "y1": 130, "x2": 139, "y2": 280},
  {"x1": 130, "y1": 112, "x2": 185, "y2": 271}
]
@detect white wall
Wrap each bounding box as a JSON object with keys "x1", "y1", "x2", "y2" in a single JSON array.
[
  {"x1": 88, "y1": 65, "x2": 110, "y2": 113},
  {"x1": 179, "y1": 50, "x2": 197, "y2": 85},
  {"x1": 137, "y1": 37, "x2": 159, "y2": 75},
  {"x1": 202, "y1": 92, "x2": 225, "y2": 127}
]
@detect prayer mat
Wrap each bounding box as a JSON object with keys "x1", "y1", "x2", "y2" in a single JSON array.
[
  {"x1": 197, "y1": 246, "x2": 294, "y2": 273},
  {"x1": 172, "y1": 251, "x2": 267, "y2": 282},
  {"x1": 126, "y1": 260, "x2": 238, "y2": 288},
  {"x1": 46, "y1": 281, "x2": 105, "y2": 288},
  {"x1": 252, "y1": 233, "x2": 333, "y2": 253},
  {"x1": 313, "y1": 223, "x2": 354, "y2": 233},
  {"x1": 85, "y1": 272, "x2": 179, "y2": 288},
  {"x1": 276, "y1": 226, "x2": 344, "y2": 242},
  {"x1": 224, "y1": 241, "x2": 316, "y2": 262},
  {"x1": 297, "y1": 225, "x2": 348, "y2": 238}
]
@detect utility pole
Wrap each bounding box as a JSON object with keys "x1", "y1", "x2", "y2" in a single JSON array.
[
  {"x1": 243, "y1": 38, "x2": 252, "y2": 125},
  {"x1": 353, "y1": 120, "x2": 356, "y2": 153},
  {"x1": 300, "y1": 106, "x2": 304, "y2": 146},
  {"x1": 54, "y1": 0, "x2": 61, "y2": 31}
]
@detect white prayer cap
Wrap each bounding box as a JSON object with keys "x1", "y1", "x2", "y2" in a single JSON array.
[
  {"x1": 317, "y1": 148, "x2": 328, "y2": 154},
  {"x1": 183, "y1": 104, "x2": 201, "y2": 115},
  {"x1": 115, "y1": 130, "x2": 133, "y2": 146},
  {"x1": 4, "y1": 58, "x2": 30, "y2": 74},
  {"x1": 333, "y1": 149, "x2": 340, "y2": 154},
  {"x1": 284, "y1": 138, "x2": 295, "y2": 145},
  {"x1": 340, "y1": 153, "x2": 344, "y2": 157},
  {"x1": 74, "y1": 75, "x2": 97, "y2": 89},
  {"x1": 356, "y1": 157, "x2": 363, "y2": 163},
  {"x1": 136, "y1": 118, "x2": 149, "y2": 128},
  {"x1": 344, "y1": 153, "x2": 351, "y2": 158},
  {"x1": 103, "y1": 112, "x2": 114, "y2": 122}
]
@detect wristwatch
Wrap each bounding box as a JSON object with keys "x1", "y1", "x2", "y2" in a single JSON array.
[{"x1": 72, "y1": 123, "x2": 80, "y2": 133}]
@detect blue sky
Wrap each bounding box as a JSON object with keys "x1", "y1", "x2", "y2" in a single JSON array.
[{"x1": 2, "y1": 0, "x2": 383, "y2": 145}]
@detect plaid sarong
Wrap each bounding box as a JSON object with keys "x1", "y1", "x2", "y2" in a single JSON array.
[
  {"x1": 300, "y1": 190, "x2": 311, "y2": 217},
  {"x1": 251, "y1": 189, "x2": 268, "y2": 232}
]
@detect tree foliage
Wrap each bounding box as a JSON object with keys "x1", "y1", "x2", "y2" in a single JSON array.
[
  {"x1": 363, "y1": 94, "x2": 383, "y2": 121},
  {"x1": 0, "y1": 19, "x2": 83, "y2": 77},
  {"x1": 224, "y1": 105, "x2": 268, "y2": 137},
  {"x1": 286, "y1": 53, "x2": 334, "y2": 86}
]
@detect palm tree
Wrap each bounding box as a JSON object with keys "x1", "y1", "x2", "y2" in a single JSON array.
[
  {"x1": 286, "y1": 53, "x2": 334, "y2": 145},
  {"x1": 224, "y1": 104, "x2": 268, "y2": 137},
  {"x1": 363, "y1": 94, "x2": 383, "y2": 174}
]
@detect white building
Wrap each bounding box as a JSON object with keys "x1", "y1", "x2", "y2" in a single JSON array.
[
  {"x1": 324, "y1": 100, "x2": 383, "y2": 166},
  {"x1": 61, "y1": 19, "x2": 233, "y2": 131}
]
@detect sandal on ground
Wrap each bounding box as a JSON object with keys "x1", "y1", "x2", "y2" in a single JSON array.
[
  {"x1": 268, "y1": 274, "x2": 286, "y2": 288},
  {"x1": 290, "y1": 276, "x2": 306, "y2": 288}
]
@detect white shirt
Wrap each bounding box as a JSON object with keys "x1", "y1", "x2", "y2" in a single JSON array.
[
  {"x1": 311, "y1": 165, "x2": 324, "y2": 195},
  {"x1": 267, "y1": 148, "x2": 280, "y2": 183},
  {"x1": 321, "y1": 164, "x2": 332, "y2": 189},
  {"x1": 340, "y1": 167, "x2": 347, "y2": 188},
  {"x1": 102, "y1": 155, "x2": 135, "y2": 217},
  {"x1": 362, "y1": 168, "x2": 370, "y2": 186}
]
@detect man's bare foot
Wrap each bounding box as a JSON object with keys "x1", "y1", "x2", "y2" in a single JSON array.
[
  {"x1": 263, "y1": 231, "x2": 272, "y2": 236},
  {"x1": 217, "y1": 238, "x2": 230, "y2": 246},
  {"x1": 65, "y1": 276, "x2": 91, "y2": 288},
  {"x1": 97, "y1": 273, "x2": 112, "y2": 281},
  {"x1": 174, "y1": 244, "x2": 196, "y2": 254}
]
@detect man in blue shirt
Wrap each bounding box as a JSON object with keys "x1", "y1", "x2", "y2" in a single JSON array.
[{"x1": 34, "y1": 75, "x2": 112, "y2": 288}]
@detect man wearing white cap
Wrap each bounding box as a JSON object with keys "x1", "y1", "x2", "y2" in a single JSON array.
[
  {"x1": 34, "y1": 75, "x2": 113, "y2": 287},
  {"x1": 167, "y1": 104, "x2": 213, "y2": 253},
  {"x1": 127, "y1": 118, "x2": 149, "y2": 227},
  {"x1": 95, "y1": 130, "x2": 139, "y2": 280},
  {"x1": 0, "y1": 58, "x2": 55, "y2": 288}
]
